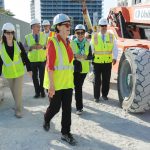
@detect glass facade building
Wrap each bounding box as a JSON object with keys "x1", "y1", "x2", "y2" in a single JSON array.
[
  {"x1": 31, "y1": 0, "x2": 103, "y2": 28},
  {"x1": 0, "y1": 0, "x2": 4, "y2": 8}
]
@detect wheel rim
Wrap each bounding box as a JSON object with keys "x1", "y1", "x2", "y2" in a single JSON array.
[{"x1": 119, "y1": 59, "x2": 133, "y2": 99}]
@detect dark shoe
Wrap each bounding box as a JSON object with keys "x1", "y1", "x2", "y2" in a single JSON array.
[
  {"x1": 41, "y1": 92, "x2": 46, "y2": 98},
  {"x1": 33, "y1": 94, "x2": 40, "y2": 98},
  {"x1": 94, "y1": 98, "x2": 100, "y2": 103},
  {"x1": 102, "y1": 96, "x2": 108, "y2": 101},
  {"x1": 43, "y1": 121, "x2": 50, "y2": 131},
  {"x1": 61, "y1": 133, "x2": 77, "y2": 146}
]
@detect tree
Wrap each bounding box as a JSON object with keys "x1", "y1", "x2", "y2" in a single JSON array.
[{"x1": 0, "y1": 8, "x2": 14, "y2": 16}]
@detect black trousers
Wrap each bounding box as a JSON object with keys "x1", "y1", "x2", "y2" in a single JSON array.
[
  {"x1": 31, "y1": 62, "x2": 45, "y2": 95},
  {"x1": 93, "y1": 63, "x2": 112, "y2": 99},
  {"x1": 44, "y1": 89, "x2": 73, "y2": 134},
  {"x1": 74, "y1": 72, "x2": 87, "y2": 110}
]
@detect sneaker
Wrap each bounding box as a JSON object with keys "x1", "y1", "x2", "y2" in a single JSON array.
[
  {"x1": 94, "y1": 98, "x2": 100, "y2": 103},
  {"x1": 43, "y1": 121, "x2": 50, "y2": 131},
  {"x1": 61, "y1": 133, "x2": 77, "y2": 146},
  {"x1": 76, "y1": 109, "x2": 83, "y2": 115},
  {"x1": 102, "y1": 96, "x2": 108, "y2": 101},
  {"x1": 15, "y1": 111, "x2": 23, "y2": 118}
]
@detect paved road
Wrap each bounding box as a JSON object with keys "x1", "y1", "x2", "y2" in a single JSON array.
[{"x1": 0, "y1": 73, "x2": 150, "y2": 150}]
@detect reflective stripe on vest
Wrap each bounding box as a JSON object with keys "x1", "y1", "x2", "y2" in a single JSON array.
[
  {"x1": 91, "y1": 32, "x2": 114, "y2": 63},
  {"x1": 25, "y1": 32, "x2": 46, "y2": 62},
  {"x1": 54, "y1": 65, "x2": 74, "y2": 70},
  {"x1": 54, "y1": 37, "x2": 74, "y2": 71},
  {"x1": 94, "y1": 51, "x2": 112, "y2": 55},
  {"x1": 43, "y1": 37, "x2": 74, "y2": 90},
  {"x1": 0, "y1": 41, "x2": 25, "y2": 78},
  {"x1": 70, "y1": 40, "x2": 90, "y2": 73}
]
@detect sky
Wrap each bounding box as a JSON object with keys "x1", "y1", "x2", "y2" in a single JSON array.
[
  {"x1": 103, "y1": 0, "x2": 118, "y2": 17},
  {"x1": 4, "y1": 0, "x2": 31, "y2": 23},
  {"x1": 4, "y1": 0, "x2": 118, "y2": 23}
]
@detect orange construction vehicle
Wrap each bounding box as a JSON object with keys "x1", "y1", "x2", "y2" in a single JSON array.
[
  {"x1": 107, "y1": 4, "x2": 150, "y2": 113},
  {"x1": 81, "y1": 1, "x2": 150, "y2": 113}
]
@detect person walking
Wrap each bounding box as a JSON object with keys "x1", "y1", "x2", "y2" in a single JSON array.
[
  {"x1": 91, "y1": 18, "x2": 118, "y2": 102},
  {"x1": 70, "y1": 24, "x2": 92, "y2": 115},
  {"x1": 0, "y1": 23, "x2": 32, "y2": 118},
  {"x1": 24, "y1": 19, "x2": 47, "y2": 98},
  {"x1": 43, "y1": 14, "x2": 77, "y2": 146}
]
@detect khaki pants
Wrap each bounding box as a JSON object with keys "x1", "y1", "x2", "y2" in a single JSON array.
[
  {"x1": 7, "y1": 75, "x2": 24, "y2": 113},
  {"x1": 0, "y1": 78, "x2": 4, "y2": 101}
]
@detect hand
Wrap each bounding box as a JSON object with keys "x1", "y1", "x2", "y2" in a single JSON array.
[
  {"x1": 48, "y1": 85, "x2": 55, "y2": 98},
  {"x1": 29, "y1": 45, "x2": 37, "y2": 51},
  {"x1": 82, "y1": 54, "x2": 87, "y2": 60},
  {"x1": 112, "y1": 59, "x2": 117, "y2": 65},
  {"x1": 28, "y1": 71, "x2": 32, "y2": 77},
  {"x1": 36, "y1": 44, "x2": 43, "y2": 49},
  {"x1": 75, "y1": 54, "x2": 82, "y2": 59}
]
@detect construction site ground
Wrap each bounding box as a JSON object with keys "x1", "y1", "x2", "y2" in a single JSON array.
[{"x1": 0, "y1": 72, "x2": 150, "y2": 150}]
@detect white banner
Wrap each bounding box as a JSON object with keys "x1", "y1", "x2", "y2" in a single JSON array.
[{"x1": 134, "y1": 8, "x2": 150, "y2": 21}]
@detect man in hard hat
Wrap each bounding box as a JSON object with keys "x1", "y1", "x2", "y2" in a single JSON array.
[
  {"x1": 91, "y1": 18, "x2": 118, "y2": 102},
  {"x1": 42, "y1": 20, "x2": 51, "y2": 40},
  {"x1": 43, "y1": 14, "x2": 77, "y2": 146},
  {"x1": 24, "y1": 19, "x2": 47, "y2": 98}
]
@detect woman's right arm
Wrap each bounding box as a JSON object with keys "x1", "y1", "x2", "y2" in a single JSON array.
[{"x1": 47, "y1": 40, "x2": 56, "y2": 98}]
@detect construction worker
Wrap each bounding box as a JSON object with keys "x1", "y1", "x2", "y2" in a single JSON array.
[
  {"x1": 42, "y1": 19, "x2": 51, "y2": 40},
  {"x1": 43, "y1": 14, "x2": 77, "y2": 146},
  {"x1": 91, "y1": 18, "x2": 118, "y2": 102},
  {"x1": 24, "y1": 19, "x2": 47, "y2": 98},
  {"x1": 0, "y1": 23, "x2": 32, "y2": 118},
  {"x1": 70, "y1": 24, "x2": 92, "y2": 115}
]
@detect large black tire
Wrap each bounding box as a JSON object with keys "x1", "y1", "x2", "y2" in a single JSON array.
[{"x1": 118, "y1": 47, "x2": 150, "y2": 113}]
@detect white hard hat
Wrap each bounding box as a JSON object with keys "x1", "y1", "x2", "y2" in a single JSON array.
[
  {"x1": 42, "y1": 20, "x2": 50, "y2": 26},
  {"x1": 53, "y1": 14, "x2": 70, "y2": 26},
  {"x1": 2, "y1": 23, "x2": 15, "y2": 32},
  {"x1": 75, "y1": 24, "x2": 86, "y2": 31},
  {"x1": 98, "y1": 18, "x2": 108, "y2": 26},
  {"x1": 30, "y1": 18, "x2": 40, "y2": 26}
]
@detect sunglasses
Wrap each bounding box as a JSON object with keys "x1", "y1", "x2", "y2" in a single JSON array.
[
  {"x1": 100, "y1": 25, "x2": 107, "y2": 27},
  {"x1": 61, "y1": 23, "x2": 71, "y2": 28},
  {"x1": 76, "y1": 32, "x2": 85, "y2": 35},
  {"x1": 5, "y1": 31, "x2": 14, "y2": 35}
]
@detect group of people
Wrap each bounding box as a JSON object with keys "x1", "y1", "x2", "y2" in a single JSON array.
[{"x1": 0, "y1": 13, "x2": 118, "y2": 146}]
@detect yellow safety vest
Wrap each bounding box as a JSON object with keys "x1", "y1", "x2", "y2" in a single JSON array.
[
  {"x1": 25, "y1": 32, "x2": 46, "y2": 62},
  {"x1": 47, "y1": 31, "x2": 56, "y2": 44},
  {"x1": 43, "y1": 37, "x2": 74, "y2": 90},
  {"x1": 0, "y1": 41, "x2": 25, "y2": 78},
  {"x1": 70, "y1": 40, "x2": 90, "y2": 73},
  {"x1": 91, "y1": 32, "x2": 114, "y2": 63}
]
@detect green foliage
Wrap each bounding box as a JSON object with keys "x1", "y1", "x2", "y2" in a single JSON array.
[{"x1": 0, "y1": 8, "x2": 14, "y2": 16}]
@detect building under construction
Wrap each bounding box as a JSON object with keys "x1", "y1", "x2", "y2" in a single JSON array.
[{"x1": 30, "y1": 0, "x2": 103, "y2": 28}]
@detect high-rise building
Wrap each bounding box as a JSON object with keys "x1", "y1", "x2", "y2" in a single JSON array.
[
  {"x1": 0, "y1": 0, "x2": 4, "y2": 8},
  {"x1": 30, "y1": 0, "x2": 103, "y2": 28},
  {"x1": 118, "y1": 0, "x2": 150, "y2": 6}
]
